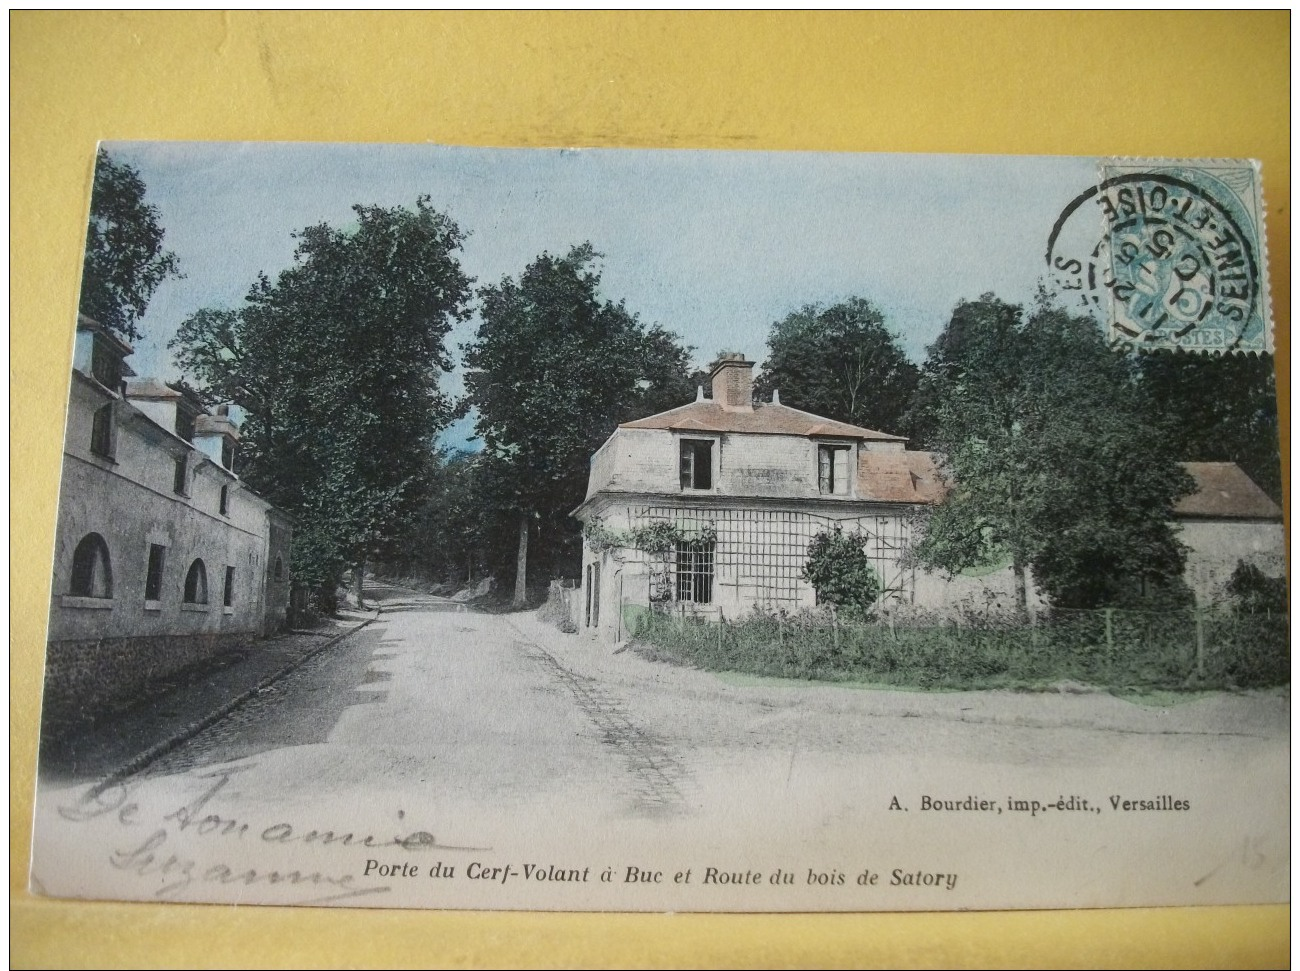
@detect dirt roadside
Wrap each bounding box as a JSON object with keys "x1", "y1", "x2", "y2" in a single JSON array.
[{"x1": 505, "y1": 609, "x2": 1290, "y2": 754}]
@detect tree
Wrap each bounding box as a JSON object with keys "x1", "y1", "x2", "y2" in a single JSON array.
[
  {"x1": 389, "y1": 448, "x2": 489, "y2": 585},
  {"x1": 912, "y1": 294, "x2": 1194, "y2": 612},
  {"x1": 803, "y1": 526, "x2": 881, "y2": 618},
  {"x1": 462, "y1": 243, "x2": 694, "y2": 606},
  {"x1": 79, "y1": 148, "x2": 181, "y2": 341},
  {"x1": 171, "y1": 198, "x2": 471, "y2": 608},
  {"x1": 753, "y1": 299, "x2": 918, "y2": 433},
  {"x1": 1134, "y1": 351, "x2": 1282, "y2": 504}
]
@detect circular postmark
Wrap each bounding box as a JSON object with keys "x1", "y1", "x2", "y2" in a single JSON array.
[{"x1": 1046, "y1": 167, "x2": 1267, "y2": 353}]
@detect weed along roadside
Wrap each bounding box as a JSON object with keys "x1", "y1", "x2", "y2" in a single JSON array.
[{"x1": 627, "y1": 605, "x2": 1289, "y2": 693}]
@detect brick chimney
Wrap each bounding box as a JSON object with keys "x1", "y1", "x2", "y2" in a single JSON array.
[{"x1": 709, "y1": 353, "x2": 755, "y2": 411}]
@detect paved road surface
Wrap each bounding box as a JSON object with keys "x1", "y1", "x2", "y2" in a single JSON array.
[{"x1": 31, "y1": 581, "x2": 1289, "y2": 911}]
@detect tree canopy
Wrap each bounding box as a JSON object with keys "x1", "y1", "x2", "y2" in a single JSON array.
[
  {"x1": 753, "y1": 299, "x2": 918, "y2": 433},
  {"x1": 912, "y1": 294, "x2": 1194, "y2": 611},
  {"x1": 1134, "y1": 351, "x2": 1282, "y2": 503},
  {"x1": 461, "y1": 243, "x2": 694, "y2": 601},
  {"x1": 79, "y1": 148, "x2": 181, "y2": 341},
  {"x1": 171, "y1": 198, "x2": 472, "y2": 607}
]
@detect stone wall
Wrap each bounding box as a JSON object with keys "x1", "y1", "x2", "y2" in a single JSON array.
[{"x1": 41, "y1": 631, "x2": 254, "y2": 733}]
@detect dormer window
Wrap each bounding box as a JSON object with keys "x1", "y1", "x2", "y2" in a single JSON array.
[
  {"x1": 90, "y1": 337, "x2": 123, "y2": 390},
  {"x1": 680, "y1": 440, "x2": 713, "y2": 490},
  {"x1": 818, "y1": 444, "x2": 851, "y2": 496},
  {"x1": 174, "y1": 408, "x2": 197, "y2": 443}
]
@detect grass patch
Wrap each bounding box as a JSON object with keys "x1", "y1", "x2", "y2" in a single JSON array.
[{"x1": 630, "y1": 607, "x2": 1289, "y2": 693}]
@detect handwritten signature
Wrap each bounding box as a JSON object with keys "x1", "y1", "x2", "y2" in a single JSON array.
[{"x1": 58, "y1": 764, "x2": 488, "y2": 904}]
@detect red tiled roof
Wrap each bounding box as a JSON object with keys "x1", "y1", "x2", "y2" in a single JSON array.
[
  {"x1": 1174, "y1": 462, "x2": 1283, "y2": 519},
  {"x1": 858, "y1": 450, "x2": 948, "y2": 503},
  {"x1": 617, "y1": 401, "x2": 1278, "y2": 520},
  {"x1": 620, "y1": 401, "x2": 906, "y2": 441},
  {"x1": 852, "y1": 456, "x2": 1279, "y2": 517}
]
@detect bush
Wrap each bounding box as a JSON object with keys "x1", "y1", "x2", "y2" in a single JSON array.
[
  {"x1": 1226, "y1": 561, "x2": 1288, "y2": 616},
  {"x1": 803, "y1": 526, "x2": 881, "y2": 618}
]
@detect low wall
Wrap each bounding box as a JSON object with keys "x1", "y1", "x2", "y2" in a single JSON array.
[
  {"x1": 541, "y1": 579, "x2": 580, "y2": 633},
  {"x1": 41, "y1": 631, "x2": 255, "y2": 733}
]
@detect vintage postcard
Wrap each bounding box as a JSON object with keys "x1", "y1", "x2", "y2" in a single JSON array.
[{"x1": 31, "y1": 144, "x2": 1287, "y2": 912}]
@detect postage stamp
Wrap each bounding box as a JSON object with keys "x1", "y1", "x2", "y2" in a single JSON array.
[
  {"x1": 1046, "y1": 159, "x2": 1272, "y2": 353},
  {"x1": 30, "y1": 145, "x2": 1287, "y2": 913}
]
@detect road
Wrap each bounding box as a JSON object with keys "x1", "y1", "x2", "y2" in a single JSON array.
[
  {"x1": 31, "y1": 581, "x2": 1290, "y2": 911},
  {"x1": 143, "y1": 582, "x2": 688, "y2": 823}
]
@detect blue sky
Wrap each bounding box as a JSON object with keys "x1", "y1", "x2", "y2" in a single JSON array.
[{"x1": 102, "y1": 143, "x2": 1097, "y2": 447}]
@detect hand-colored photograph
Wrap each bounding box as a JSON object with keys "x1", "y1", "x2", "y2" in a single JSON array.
[{"x1": 31, "y1": 143, "x2": 1287, "y2": 912}]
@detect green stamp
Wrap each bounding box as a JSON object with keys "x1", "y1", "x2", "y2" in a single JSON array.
[{"x1": 1047, "y1": 160, "x2": 1272, "y2": 354}]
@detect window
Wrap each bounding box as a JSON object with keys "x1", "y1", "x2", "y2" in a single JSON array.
[
  {"x1": 675, "y1": 540, "x2": 715, "y2": 604},
  {"x1": 223, "y1": 566, "x2": 235, "y2": 608},
  {"x1": 679, "y1": 439, "x2": 713, "y2": 490},
  {"x1": 70, "y1": 533, "x2": 112, "y2": 598},
  {"x1": 184, "y1": 558, "x2": 209, "y2": 604},
  {"x1": 219, "y1": 484, "x2": 230, "y2": 515},
  {"x1": 173, "y1": 454, "x2": 189, "y2": 495},
  {"x1": 90, "y1": 403, "x2": 114, "y2": 459},
  {"x1": 175, "y1": 408, "x2": 196, "y2": 443},
  {"x1": 818, "y1": 444, "x2": 851, "y2": 496},
  {"x1": 145, "y1": 544, "x2": 167, "y2": 602},
  {"x1": 273, "y1": 555, "x2": 284, "y2": 581},
  {"x1": 221, "y1": 439, "x2": 235, "y2": 471},
  {"x1": 90, "y1": 339, "x2": 122, "y2": 389}
]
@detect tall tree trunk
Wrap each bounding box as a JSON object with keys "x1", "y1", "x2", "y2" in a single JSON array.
[
  {"x1": 513, "y1": 513, "x2": 529, "y2": 608},
  {"x1": 1012, "y1": 555, "x2": 1028, "y2": 619},
  {"x1": 355, "y1": 560, "x2": 366, "y2": 610}
]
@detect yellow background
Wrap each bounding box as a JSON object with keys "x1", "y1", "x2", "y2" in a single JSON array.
[{"x1": 11, "y1": 12, "x2": 1289, "y2": 968}]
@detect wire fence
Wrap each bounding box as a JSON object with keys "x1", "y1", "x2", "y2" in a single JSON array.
[{"x1": 630, "y1": 604, "x2": 1289, "y2": 691}]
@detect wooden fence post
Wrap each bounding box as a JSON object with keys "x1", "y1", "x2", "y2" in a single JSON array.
[{"x1": 1195, "y1": 609, "x2": 1205, "y2": 679}]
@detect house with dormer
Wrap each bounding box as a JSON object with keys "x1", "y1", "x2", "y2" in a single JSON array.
[
  {"x1": 573, "y1": 353, "x2": 1284, "y2": 642},
  {"x1": 43, "y1": 315, "x2": 293, "y2": 728}
]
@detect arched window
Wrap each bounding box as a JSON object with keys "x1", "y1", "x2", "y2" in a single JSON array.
[
  {"x1": 273, "y1": 555, "x2": 284, "y2": 581},
  {"x1": 70, "y1": 533, "x2": 113, "y2": 598},
  {"x1": 184, "y1": 558, "x2": 209, "y2": 604},
  {"x1": 219, "y1": 485, "x2": 230, "y2": 515}
]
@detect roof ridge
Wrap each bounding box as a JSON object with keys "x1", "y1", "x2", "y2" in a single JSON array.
[
  {"x1": 759, "y1": 400, "x2": 905, "y2": 439},
  {"x1": 618, "y1": 399, "x2": 715, "y2": 426}
]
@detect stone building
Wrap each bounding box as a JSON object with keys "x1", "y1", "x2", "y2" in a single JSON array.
[
  {"x1": 43, "y1": 316, "x2": 293, "y2": 726},
  {"x1": 1173, "y1": 462, "x2": 1287, "y2": 604},
  {"x1": 574, "y1": 353, "x2": 1284, "y2": 641}
]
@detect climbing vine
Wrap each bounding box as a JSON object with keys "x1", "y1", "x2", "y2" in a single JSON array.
[{"x1": 583, "y1": 518, "x2": 717, "y2": 555}]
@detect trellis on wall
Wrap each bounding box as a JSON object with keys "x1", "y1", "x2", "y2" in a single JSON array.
[{"x1": 608, "y1": 504, "x2": 917, "y2": 610}]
